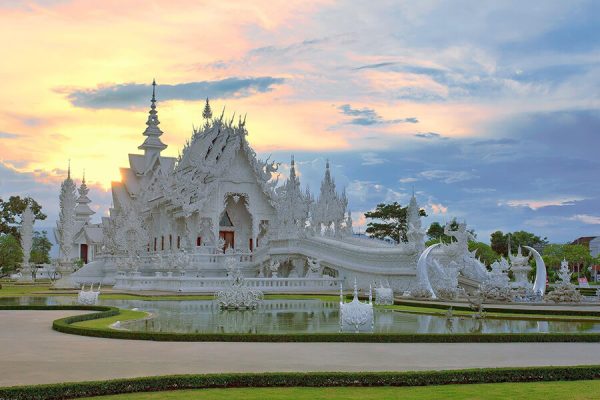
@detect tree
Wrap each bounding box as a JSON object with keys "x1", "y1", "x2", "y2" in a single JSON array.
[
  {"x1": 468, "y1": 241, "x2": 500, "y2": 266},
  {"x1": 542, "y1": 243, "x2": 594, "y2": 279},
  {"x1": 202, "y1": 98, "x2": 213, "y2": 120},
  {"x1": 0, "y1": 196, "x2": 46, "y2": 239},
  {"x1": 30, "y1": 231, "x2": 52, "y2": 265},
  {"x1": 0, "y1": 234, "x2": 23, "y2": 277},
  {"x1": 364, "y1": 202, "x2": 426, "y2": 243},
  {"x1": 490, "y1": 230, "x2": 548, "y2": 256}
]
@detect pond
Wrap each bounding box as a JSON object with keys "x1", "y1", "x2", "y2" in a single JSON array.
[{"x1": 2, "y1": 296, "x2": 599, "y2": 335}]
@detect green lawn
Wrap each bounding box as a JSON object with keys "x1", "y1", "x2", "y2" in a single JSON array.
[
  {"x1": 71, "y1": 309, "x2": 148, "y2": 329},
  {"x1": 0, "y1": 283, "x2": 66, "y2": 297},
  {"x1": 78, "y1": 380, "x2": 600, "y2": 400}
]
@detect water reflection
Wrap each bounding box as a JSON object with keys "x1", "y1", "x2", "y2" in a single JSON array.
[{"x1": 2, "y1": 296, "x2": 599, "y2": 334}]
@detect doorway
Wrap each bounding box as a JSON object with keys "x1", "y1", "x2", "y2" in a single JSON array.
[{"x1": 219, "y1": 231, "x2": 234, "y2": 251}]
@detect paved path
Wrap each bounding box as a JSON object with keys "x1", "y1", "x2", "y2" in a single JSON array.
[{"x1": 2, "y1": 310, "x2": 600, "y2": 387}]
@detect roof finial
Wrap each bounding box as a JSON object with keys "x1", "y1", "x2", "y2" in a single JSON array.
[
  {"x1": 291, "y1": 154, "x2": 295, "y2": 166},
  {"x1": 151, "y1": 79, "x2": 156, "y2": 102},
  {"x1": 82, "y1": 169, "x2": 86, "y2": 184},
  {"x1": 67, "y1": 159, "x2": 71, "y2": 180},
  {"x1": 326, "y1": 158, "x2": 330, "y2": 169}
]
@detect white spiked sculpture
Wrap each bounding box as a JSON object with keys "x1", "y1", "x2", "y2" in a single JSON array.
[
  {"x1": 54, "y1": 162, "x2": 78, "y2": 288},
  {"x1": 18, "y1": 203, "x2": 35, "y2": 282},
  {"x1": 339, "y1": 279, "x2": 374, "y2": 333}
]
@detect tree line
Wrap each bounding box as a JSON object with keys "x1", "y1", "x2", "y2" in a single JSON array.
[
  {"x1": 0, "y1": 196, "x2": 52, "y2": 278},
  {"x1": 364, "y1": 201, "x2": 600, "y2": 281}
]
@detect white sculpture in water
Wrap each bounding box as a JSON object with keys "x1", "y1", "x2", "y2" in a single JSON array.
[
  {"x1": 78, "y1": 283, "x2": 101, "y2": 305},
  {"x1": 215, "y1": 258, "x2": 264, "y2": 309},
  {"x1": 18, "y1": 203, "x2": 35, "y2": 282},
  {"x1": 339, "y1": 280, "x2": 374, "y2": 332},
  {"x1": 374, "y1": 281, "x2": 394, "y2": 305}
]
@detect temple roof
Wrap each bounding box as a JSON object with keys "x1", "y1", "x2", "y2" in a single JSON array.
[{"x1": 138, "y1": 80, "x2": 167, "y2": 154}]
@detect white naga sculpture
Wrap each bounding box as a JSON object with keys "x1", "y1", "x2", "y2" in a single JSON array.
[
  {"x1": 479, "y1": 257, "x2": 512, "y2": 301},
  {"x1": 78, "y1": 283, "x2": 101, "y2": 305},
  {"x1": 524, "y1": 246, "x2": 547, "y2": 296},
  {"x1": 215, "y1": 258, "x2": 264, "y2": 309},
  {"x1": 18, "y1": 203, "x2": 35, "y2": 282},
  {"x1": 339, "y1": 280, "x2": 374, "y2": 332}
]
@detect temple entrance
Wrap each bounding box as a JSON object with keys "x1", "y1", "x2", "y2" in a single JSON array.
[
  {"x1": 80, "y1": 243, "x2": 88, "y2": 264},
  {"x1": 219, "y1": 194, "x2": 253, "y2": 252},
  {"x1": 219, "y1": 231, "x2": 234, "y2": 251}
]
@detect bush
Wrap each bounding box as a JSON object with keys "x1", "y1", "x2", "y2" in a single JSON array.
[{"x1": 1, "y1": 367, "x2": 600, "y2": 400}]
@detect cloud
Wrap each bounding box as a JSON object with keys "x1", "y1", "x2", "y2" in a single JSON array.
[
  {"x1": 463, "y1": 188, "x2": 496, "y2": 194},
  {"x1": 418, "y1": 169, "x2": 478, "y2": 184},
  {"x1": 568, "y1": 214, "x2": 600, "y2": 225},
  {"x1": 337, "y1": 104, "x2": 418, "y2": 126},
  {"x1": 360, "y1": 152, "x2": 387, "y2": 165},
  {"x1": 429, "y1": 202, "x2": 448, "y2": 214},
  {"x1": 471, "y1": 138, "x2": 519, "y2": 146},
  {"x1": 399, "y1": 177, "x2": 418, "y2": 184},
  {"x1": 501, "y1": 197, "x2": 584, "y2": 210},
  {"x1": 0, "y1": 131, "x2": 19, "y2": 139},
  {"x1": 415, "y1": 132, "x2": 445, "y2": 139},
  {"x1": 354, "y1": 61, "x2": 399, "y2": 70},
  {"x1": 60, "y1": 77, "x2": 285, "y2": 109}
]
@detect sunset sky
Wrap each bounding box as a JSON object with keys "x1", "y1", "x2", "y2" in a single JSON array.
[{"x1": 1, "y1": 0, "x2": 599, "y2": 243}]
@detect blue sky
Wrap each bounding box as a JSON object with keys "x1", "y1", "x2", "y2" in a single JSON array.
[{"x1": 0, "y1": 0, "x2": 599, "y2": 244}]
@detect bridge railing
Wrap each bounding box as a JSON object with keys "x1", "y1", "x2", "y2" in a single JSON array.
[{"x1": 114, "y1": 273, "x2": 342, "y2": 293}]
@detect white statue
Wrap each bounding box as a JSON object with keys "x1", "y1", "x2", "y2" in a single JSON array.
[
  {"x1": 57, "y1": 164, "x2": 77, "y2": 264},
  {"x1": 269, "y1": 260, "x2": 280, "y2": 278},
  {"x1": 545, "y1": 259, "x2": 582, "y2": 303},
  {"x1": 18, "y1": 203, "x2": 35, "y2": 282},
  {"x1": 306, "y1": 258, "x2": 323, "y2": 278}
]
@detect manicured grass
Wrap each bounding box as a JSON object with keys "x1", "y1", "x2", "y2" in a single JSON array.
[
  {"x1": 71, "y1": 308, "x2": 148, "y2": 329},
  {"x1": 75, "y1": 380, "x2": 600, "y2": 400},
  {"x1": 99, "y1": 294, "x2": 215, "y2": 301},
  {"x1": 0, "y1": 283, "x2": 63, "y2": 297}
]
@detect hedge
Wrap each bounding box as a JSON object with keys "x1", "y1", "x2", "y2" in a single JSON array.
[
  {"x1": 1, "y1": 366, "x2": 600, "y2": 400},
  {"x1": 2, "y1": 304, "x2": 600, "y2": 343},
  {"x1": 393, "y1": 300, "x2": 600, "y2": 317}
]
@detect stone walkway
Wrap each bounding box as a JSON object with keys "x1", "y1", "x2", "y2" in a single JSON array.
[{"x1": 2, "y1": 310, "x2": 600, "y2": 387}]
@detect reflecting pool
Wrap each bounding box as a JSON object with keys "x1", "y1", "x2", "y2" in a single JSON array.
[{"x1": 2, "y1": 296, "x2": 599, "y2": 334}]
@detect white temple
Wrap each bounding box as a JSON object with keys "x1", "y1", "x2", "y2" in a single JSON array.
[{"x1": 56, "y1": 81, "x2": 540, "y2": 296}]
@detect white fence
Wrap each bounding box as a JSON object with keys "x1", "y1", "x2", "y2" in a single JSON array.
[{"x1": 114, "y1": 272, "x2": 342, "y2": 293}]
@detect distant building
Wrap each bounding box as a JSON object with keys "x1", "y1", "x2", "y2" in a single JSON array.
[
  {"x1": 589, "y1": 237, "x2": 600, "y2": 258},
  {"x1": 570, "y1": 236, "x2": 597, "y2": 249}
]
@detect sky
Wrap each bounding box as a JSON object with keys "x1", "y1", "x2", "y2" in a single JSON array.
[{"x1": 0, "y1": 0, "x2": 599, "y2": 244}]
